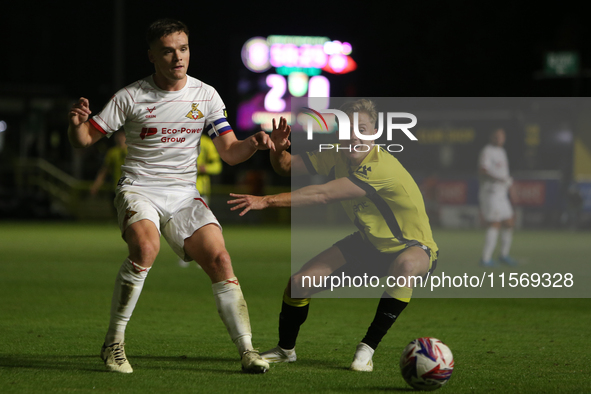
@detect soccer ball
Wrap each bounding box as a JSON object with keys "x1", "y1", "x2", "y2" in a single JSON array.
[{"x1": 399, "y1": 337, "x2": 454, "y2": 391}]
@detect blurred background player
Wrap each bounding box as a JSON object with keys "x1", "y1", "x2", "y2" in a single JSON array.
[
  {"x1": 179, "y1": 134, "x2": 222, "y2": 267},
  {"x1": 196, "y1": 134, "x2": 222, "y2": 206},
  {"x1": 478, "y1": 128, "x2": 517, "y2": 266},
  {"x1": 229, "y1": 100, "x2": 438, "y2": 372},
  {"x1": 67, "y1": 18, "x2": 273, "y2": 374},
  {"x1": 90, "y1": 130, "x2": 127, "y2": 202}
]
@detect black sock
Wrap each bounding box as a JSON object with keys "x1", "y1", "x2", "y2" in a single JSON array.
[
  {"x1": 278, "y1": 301, "x2": 309, "y2": 350},
  {"x1": 361, "y1": 292, "x2": 408, "y2": 350}
]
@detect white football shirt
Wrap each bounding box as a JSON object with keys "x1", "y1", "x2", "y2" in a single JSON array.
[
  {"x1": 90, "y1": 75, "x2": 232, "y2": 187},
  {"x1": 479, "y1": 144, "x2": 511, "y2": 193}
]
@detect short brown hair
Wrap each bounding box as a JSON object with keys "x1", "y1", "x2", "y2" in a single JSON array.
[{"x1": 146, "y1": 19, "x2": 189, "y2": 47}]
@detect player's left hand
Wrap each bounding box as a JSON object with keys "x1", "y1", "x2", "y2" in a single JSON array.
[
  {"x1": 228, "y1": 193, "x2": 269, "y2": 216},
  {"x1": 249, "y1": 131, "x2": 275, "y2": 151}
]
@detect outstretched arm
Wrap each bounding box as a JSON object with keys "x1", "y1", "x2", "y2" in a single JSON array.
[
  {"x1": 228, "y1": 177, "x2": 366, "y2": 216},
  {"x1": 68, "y1": 97, "x2": 105, "y2": 148},
  {"x1": 212, "y1": 131, "x2": 275, "y2": 166}
]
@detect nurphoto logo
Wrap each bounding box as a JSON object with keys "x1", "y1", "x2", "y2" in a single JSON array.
[{"x1": 300, "y1": 107, "x2": 418, "y2": 153}]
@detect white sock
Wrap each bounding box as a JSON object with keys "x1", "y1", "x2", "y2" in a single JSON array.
[
  {"x1": 482, "y1": 227, "x2": 499, "y2": 262},
  {"x1": 212, "y1": 277, "x2": 253, "y2": 355},
  {"x1": 500, "y1": 228, "x2": 513, "y2": 257},
  {"x1": 104, "y1": 258, "x2": 151, "y2": 345}
]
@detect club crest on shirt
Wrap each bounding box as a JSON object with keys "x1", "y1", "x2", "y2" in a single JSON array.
[
  {"x1": 186, "y1": 103, "x2": 204, "y2": 120},
  {"x1": 356, "y1": 165, "x2": 372, "y2": 177}
]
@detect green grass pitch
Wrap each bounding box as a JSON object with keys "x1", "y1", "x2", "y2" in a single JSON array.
[{"x1": 0, "y1": 222, "x2": 589, "y2": 393}]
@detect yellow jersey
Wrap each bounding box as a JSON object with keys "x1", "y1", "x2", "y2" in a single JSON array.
[
  {"x1": 104, "y1": 145, "x2": 127, "y2": 189},
  {"x1": 303, "y1": 146, "x2": 437, "y2": 255},
  {"x1": 196, "y1": 135, "x2": 222, "y2": 196}
]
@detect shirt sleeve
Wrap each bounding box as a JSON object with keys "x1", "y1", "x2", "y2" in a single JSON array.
[
  {"x1": 90, "y1": 88, "x2": 133, "y2": 137},
  {"x1": 303, "y1": 149, "x2": 337, "y2": 176},
  {"x1": 204, "y1": 89, "x2": 233, "y2": 139}
]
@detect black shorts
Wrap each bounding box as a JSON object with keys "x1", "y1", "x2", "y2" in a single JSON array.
[{"x1": 332, "y1": 232, "x2": 438, "y2": 279}]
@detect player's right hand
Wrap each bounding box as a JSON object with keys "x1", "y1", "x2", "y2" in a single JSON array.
[
  {"x1": 271, "y1": 116, "x2": 291, "y2": 152},
  {"x1": 228, "y1": 193, "x2": 269, "y2": 216},
  {"x1": 69, "y1": 97, "x2": 92, "y2": 127}
]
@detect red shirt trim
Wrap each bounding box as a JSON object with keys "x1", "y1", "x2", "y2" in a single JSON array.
[{"x1": 89, "y1": 118, "x2": 107, "y2": 135}]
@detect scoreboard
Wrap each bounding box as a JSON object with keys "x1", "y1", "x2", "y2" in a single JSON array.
[{"x1": 236, "y1": 35, "x2": 356, "y2": 132}]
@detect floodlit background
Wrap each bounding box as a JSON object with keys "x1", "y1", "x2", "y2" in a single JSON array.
[{"x1": 1, "y1": 1, "x2": 590, "y2": 392}]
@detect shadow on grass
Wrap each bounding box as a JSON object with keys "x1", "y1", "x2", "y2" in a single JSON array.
[
  {"x1": 293, "y1": 359, "x2": 352, "y2": 370},
  {"x1": 0, "y1": 354, "x2": 245, "y2": 374}
]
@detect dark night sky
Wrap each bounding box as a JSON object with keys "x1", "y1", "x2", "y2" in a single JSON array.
[{"x1": 2, "y1": 0, "x2": 589, "y2": 103}]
